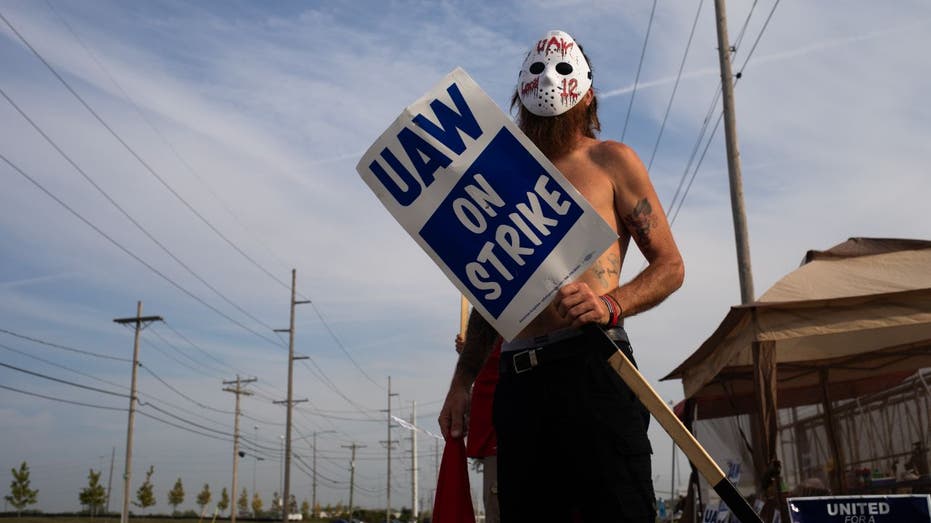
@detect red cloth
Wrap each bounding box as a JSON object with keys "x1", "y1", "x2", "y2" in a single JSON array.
[
  {"x1": 465, "y1": 339, "x2": 500, "y2": 458},
  {"x1": 432, "y1": 437, "x2": 476, "y2": 523}
]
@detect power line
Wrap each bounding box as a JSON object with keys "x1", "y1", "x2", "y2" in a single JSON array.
[
  {"x1": 135, "y1": 410, "x2": 234, "y2": 444},
  {"x1": 143, "y1": 334, "x2": 228, "y2": 381},
  {"x1": 42, "y1": 0, "x2": 296, "y2": 278},
  {"x1": 646, "y1": 0, "x2": 706, "y2": 172},
  {"x1": 138, "y1": 362, "x2": 233, "y2": 415},
  {"x1": 0, "y1": 360, "x2": 128, "y2": 397},
  {"x1": 662, "y1": 0, "x2": 764, "y2": 221},
  {"x1": 0, "y1": 332, "x2": 262, "y2": 437},
  {"x1": 2, "y1": 7, "x2": 391, "y2": 395},
  {"x1": 242, "y1": 411, "x2": 287, "y2": 427},
  {"x1": 0, "y1": 340, "x2": 128, "y2": 392},
  {"x1": 737, "y1": 0, "x2": 781, "y2": 73},
  {"x1": 304, "y1": 302, "x2": 384, "y2": 390},
  {"x1": 0, "y1": 152, "x2": 284, "y2": 349},
  {"x1": 153, "y1": 323, "x2": 291, "y2": 405},
  {"x1": 667, "y1": 0, "x2": 781, "y2": 226},
  {"x1": 158, "y1": 322, "x2": 243, "y2": 373},
  {"x1": 0, "y1": 383, "x2": 126, "y2": 411},
  {"x1": 137, "y1": 400, "x2": 234, "y2": 438},
  {"x1": 732, "y1": 0, "x2": 761, "y2": 53},
  {"x1": 669, "y1": 112, "x2": 723, "y2": 226},
  {"x1": 0, "y1": 10, "x2": 295, "y2": 295},
  {"x1": 0, "y1": 326, "x2": 130, "y2": 362},
  {"x1": 0, "y1": 84, "x2": 281, "y2": 343},
  {"x1": 296, "y1": 358, "x2": 381, "y2": 419},
  {"x1": 621, "y1": 0, "x2": 659, "y2": 142}
]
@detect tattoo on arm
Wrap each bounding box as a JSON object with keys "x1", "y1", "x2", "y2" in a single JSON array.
[
  {"x1": 593, "y1": 252, "x2": 620, "y2": 288},
  {"x1": 455, "y1": 309, "x2": 498, "y2": 381},
  {"x1": 621, "y1": 198, "x2": 657, "y2": 248}
]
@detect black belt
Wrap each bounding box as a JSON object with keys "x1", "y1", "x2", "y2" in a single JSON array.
[{"x1": 500, "y1": 327, "x2": 630, "y2": 376}]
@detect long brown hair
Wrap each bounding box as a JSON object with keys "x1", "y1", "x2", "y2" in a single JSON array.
[{"x1": 510, "y1": 45, "x2": 600, "y2": 160}]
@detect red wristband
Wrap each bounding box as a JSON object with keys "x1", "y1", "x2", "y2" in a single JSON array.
[{"x1": 600, "y1": 294, "x2": 623, "y2": 327}]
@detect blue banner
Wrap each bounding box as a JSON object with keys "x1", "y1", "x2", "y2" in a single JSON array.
[{"x1": 787, "y1": 495, "x2": 931, "y2": 523}]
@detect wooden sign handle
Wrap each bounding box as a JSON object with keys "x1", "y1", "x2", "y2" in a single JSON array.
[
  {"x1": 459, "y1": 295, "x2": 469, "y2": 338},
  {"x1": 583, "y1": 325, "x2": 762, "y2": 523}
]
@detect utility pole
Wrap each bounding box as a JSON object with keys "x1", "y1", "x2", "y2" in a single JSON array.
[
  {"x1": 252, "y1": 426, "x2": 260, "y2": 495},
  {"x1": 380, "y1": 377, "x2": 399, "y2": 523},
  {"x1": 224, "y1": 376, "x2": 256, "y2": 523},
  {"x1": 105, "y1": 446, "x2": 115, "y2": 515},
  {"x1": 273, "y1": 269, "x2": 309, "y2": 523},
  {"x1": 342, "y1": 443, "x2": 365, "y2": 522},
  {"x1": 113, "y1": 302, "x2": 162, "y2": 523},
  {"x1": 714, "y1": 0, "x2": 754, "y2": 304},
  {"x1": 311, "y1": 430, "x2": 335, "y2": 518},
  {"x1": 312, "y1": 432, "x2": 319, "y2": 519},
  {"x1": 410, "y1": 401, "x2": 419, "y2": 520}
]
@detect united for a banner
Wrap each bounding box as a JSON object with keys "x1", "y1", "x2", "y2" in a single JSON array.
[
  {"x1": 786, "y1": 495, "x2": 931, "y2": 523},
  {"x1": 356, "y1": 68, "x2": 616, "y2": 340}
]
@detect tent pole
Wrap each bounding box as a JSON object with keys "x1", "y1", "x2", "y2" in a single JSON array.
[
  {"x1": 791, "y1": 407, "x2": 805, "y2": 486},
  {"x1": 751, "y1": 340, "x2": 785, "y2": 522},
  {"x1": 819, "y1": 369, "x2": 846, "y2": 492}
]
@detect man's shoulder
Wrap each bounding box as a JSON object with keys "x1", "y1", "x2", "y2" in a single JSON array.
[
  {"x1": 583, "y1": 139, "x2": 648, "y2": 184},
  {"x1": 588, "y1": 139, "x2": 640, "y2": 165}
]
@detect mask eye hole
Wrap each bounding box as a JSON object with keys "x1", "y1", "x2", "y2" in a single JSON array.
[
  {"x1": 529, "y1": 62, "x2": 545, "y2": 75},
  {"x1": 555, "y1": 62, "x2": 573, "y2": 75}
]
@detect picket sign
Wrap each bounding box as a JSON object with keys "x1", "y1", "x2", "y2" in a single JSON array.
[{"x1": 356, "y1": 68, "x2": 616, "y2": 341}]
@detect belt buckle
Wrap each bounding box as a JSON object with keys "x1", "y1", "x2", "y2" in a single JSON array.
[{"x1": 512, "y1": 348, "x2": 539, "y2": 374}]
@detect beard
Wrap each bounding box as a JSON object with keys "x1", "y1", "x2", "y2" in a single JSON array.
[{"x1": 515, "y1": 95, "x2": 600, "y2": 160}]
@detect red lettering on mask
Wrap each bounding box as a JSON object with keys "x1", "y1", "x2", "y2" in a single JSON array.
[
  {"x1": 521, "y1": 77, "x2": 540, "y2": 97},
  {"x1": 536, "y1": 37, "x2": 575, "y2": 58},
  {"x1": 560, "y1": 78, "x2": 579, "y2": 104}
]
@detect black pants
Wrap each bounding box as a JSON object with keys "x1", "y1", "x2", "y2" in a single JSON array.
[{"x1": 494, "y1": 331, "x2": 656, "y2": 522}]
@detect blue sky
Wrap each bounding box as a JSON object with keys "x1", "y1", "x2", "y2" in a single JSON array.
[{"x1": 2, "y1": 0, "x2": 930, "y2": 515}]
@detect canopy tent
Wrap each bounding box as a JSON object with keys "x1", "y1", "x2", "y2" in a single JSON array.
[{"x1": 663, "y1": 237, "x2": 931, "y2": 497}]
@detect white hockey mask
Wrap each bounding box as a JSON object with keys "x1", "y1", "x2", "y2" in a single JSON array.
[{"x1": 518, "y1": 30, "x2": 592, "y2": 117}]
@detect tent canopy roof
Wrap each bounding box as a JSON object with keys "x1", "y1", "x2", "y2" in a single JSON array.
[{"x1": 663, "y1": 238, "x2": 931, "y2": 418}]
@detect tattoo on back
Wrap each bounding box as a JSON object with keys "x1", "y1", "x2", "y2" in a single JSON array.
[{"x1": 621, "y1": 198, "x2": 657, "y2": 247}]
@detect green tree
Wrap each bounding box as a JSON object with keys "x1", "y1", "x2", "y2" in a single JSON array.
[
  {"x1": 237, "y1": 487, "x2": 248, "y2": 517},
  {"x1": 196, "y1": 483, "x2": 212, "y2": 519},
  {"x1": 271, "y1": 491, "x2": 281, "y2": 516},
  {"x1": 5, "y1": 461, "x2": 38, "y2": 516},
  {"x1": 78, "y1": 469, "x2": 106, "y2": 517},
  {"x1": 300, "y1": 498, "x2": 309, "y2": 519},
  {"x1": 133, "y1": 465, "x2": 156, "y2": 511},
  {"x1": 167, "y1": 477, "x2": 185, "y2": 515},
  {"x1": 216, "y1": 487, "x2": 229, "y2": 515},
  {"x1": 250, "y1": 491, "x2": 262, "y2": 518}
]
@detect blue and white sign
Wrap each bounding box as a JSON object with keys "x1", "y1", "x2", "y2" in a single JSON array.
[
  {"x1": 357, "y1": 68, "x2": 616, "y2": 340},
  {"x1": 787, "y1": 495, "x2": 931, "y2": 523}
]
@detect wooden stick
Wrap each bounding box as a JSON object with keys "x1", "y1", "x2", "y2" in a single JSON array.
[
  {"x1": 459, "y1": 295, "x2": 469, "y2": 338},
  {"x1": 584, "y1": 325, "x2": 762, "y2": 523}
]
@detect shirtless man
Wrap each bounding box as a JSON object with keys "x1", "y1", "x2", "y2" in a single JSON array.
[{"x1": 438, "y1": 30, "x2": 684, "y2": 522}]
